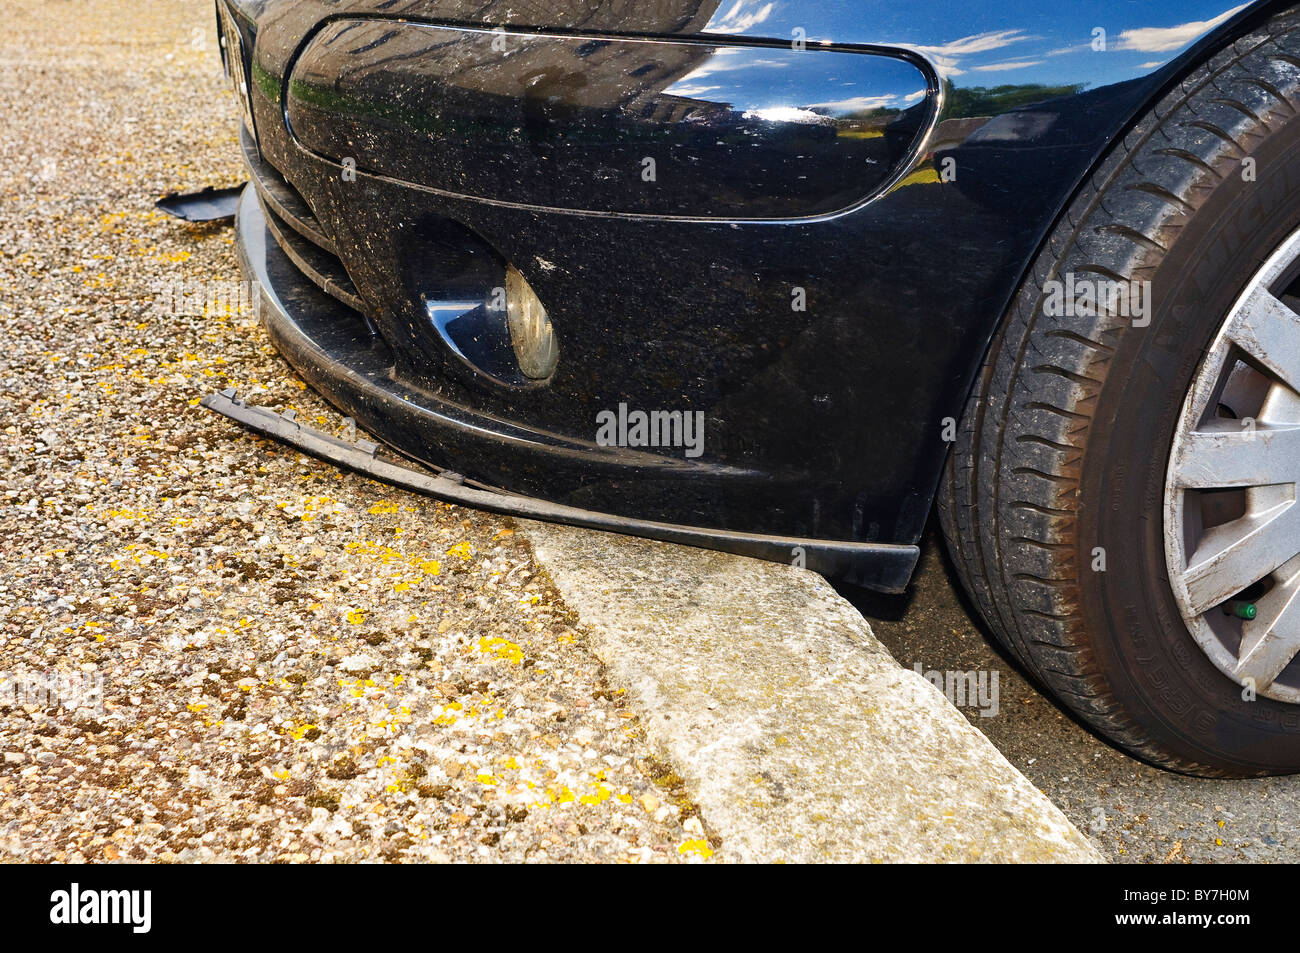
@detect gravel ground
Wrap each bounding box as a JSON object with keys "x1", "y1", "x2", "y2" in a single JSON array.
[
  {"x1": 0, "y1": 0, "x2": 712, "y2": 863},
  {"x1": 846, "y1": 526, "x2": 1300, "y2": 865}
]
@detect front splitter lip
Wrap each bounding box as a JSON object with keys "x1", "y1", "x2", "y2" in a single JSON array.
[{"x1": 230, "y1": 184, "x2": 920, "y2": 591}]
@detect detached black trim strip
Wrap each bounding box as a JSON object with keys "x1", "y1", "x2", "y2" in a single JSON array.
[{"x1": 200, "y1": 389, "x2": 919, "y2": 591}]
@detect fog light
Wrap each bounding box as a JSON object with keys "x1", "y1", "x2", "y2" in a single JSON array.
[{"x1": 505, "y1": 265, "x2": 558, "y2": 380}]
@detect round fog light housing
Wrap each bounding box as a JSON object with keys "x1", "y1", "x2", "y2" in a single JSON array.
[{"x1": 505, "y1": 265, "x2": 559, "y2": 380}]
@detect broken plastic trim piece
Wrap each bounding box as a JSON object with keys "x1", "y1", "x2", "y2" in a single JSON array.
[
  {"x1": 199, "y1": 388, "x2": 920, "y2": 590},
  {"x1": 156, "y1": 185, "x2": 246, "y2": 222}
]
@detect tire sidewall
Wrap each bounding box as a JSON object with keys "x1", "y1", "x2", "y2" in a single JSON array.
[{"x1": 1081, "y1": 114, "x2": 1300, "y2": 773}]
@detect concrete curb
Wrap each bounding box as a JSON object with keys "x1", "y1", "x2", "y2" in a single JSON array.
[{"x1": 522, "y1": 521, "x2": 1103, "y2": 863}]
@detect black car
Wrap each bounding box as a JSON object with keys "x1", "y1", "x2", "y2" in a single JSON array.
[{"x1": 209, "y1": 0, "x2": 1300, "y2": 776}]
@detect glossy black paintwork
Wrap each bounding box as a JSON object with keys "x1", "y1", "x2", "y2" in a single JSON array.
[
  {"x1": 226, "y1": 185, "x2": 921, "y2": 589},
  {"x1": 218, "y1": 0, "x2": 1275, "y2": 584},
  {"x1": 285, "y1": 21, "x2": 932, "y2": 218}
]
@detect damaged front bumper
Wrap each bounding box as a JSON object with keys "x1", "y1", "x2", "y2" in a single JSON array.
[{"x1": 214, "y1": 183, "x2": 919, "y2": 590}]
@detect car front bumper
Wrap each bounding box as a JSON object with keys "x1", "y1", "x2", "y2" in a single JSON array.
[
  {"x1": 229, "y1": 177, "x2": 921, "y2": 589},
  {"x1": 216, "y1": 0, "x2": 1261, "y2": 592}
]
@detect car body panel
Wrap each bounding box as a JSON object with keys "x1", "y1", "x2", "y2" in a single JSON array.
[
  {"x1": 211, "y1": 189, "x2": 922, "y2": 589},
  {"x1": 215, "y1": 0, "x2": 1275, "y2": 589},
  {"x1": 285, "y1": 21, "x2": 935, "y2": 219}
]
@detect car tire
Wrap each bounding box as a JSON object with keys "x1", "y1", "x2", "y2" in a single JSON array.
[{"x1": 939, "y1": 9, "x2": 1300, "y2": 776}]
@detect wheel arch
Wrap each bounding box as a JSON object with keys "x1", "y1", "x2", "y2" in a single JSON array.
[{"x1": 922, "y1": 0, "x2": 1300, "y2": 552}]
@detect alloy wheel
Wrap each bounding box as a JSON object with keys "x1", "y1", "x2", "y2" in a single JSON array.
[{"x1": 1165, "y1": 227, "x2": 1300, "y2": 703}]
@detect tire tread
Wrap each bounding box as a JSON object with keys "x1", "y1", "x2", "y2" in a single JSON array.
[{"x1": 938, "y1": 11, "x2": 1300, "y2": 774}]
